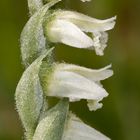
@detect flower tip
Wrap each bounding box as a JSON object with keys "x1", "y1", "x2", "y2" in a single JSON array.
[
  {"x1": 106, "y1": 64, "x2": 114, "y2": 77},
  {"x1": 101, "y1": 64, "x2": 114, "y2": 79},
  {"x1": 107, "y1": 64, "x2": 112, "y2": 68},
  {"x1": 109, "y1": 16, "x2": 117, "y2": 21},
  {"x1": 113, "y1": 15, "x2": 117, "y2": 20},
  {"x1": 101, "y1": 16, "x2": 116, "y2": 31},
  {"x1": 107, "y1": 16, "x2": 117, "y2": 29},
  {"x1": 104, "y1": 64, "x2": 113, "y2": 71}
]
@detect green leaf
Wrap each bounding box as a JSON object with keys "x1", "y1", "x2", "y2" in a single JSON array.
[
  {"x1": 33, "y1": 99, "x2": 69, "y2": 140},
  {"x1": 15, "y1": 48, "x2": 53, "y2": 139},
  {"x1": 20, "y1": 0, "x2": 61, "y2": 67}
]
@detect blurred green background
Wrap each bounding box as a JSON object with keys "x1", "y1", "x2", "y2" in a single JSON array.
[{"x1": 0, "y1": 0, "x2": 140, "y2": 139}]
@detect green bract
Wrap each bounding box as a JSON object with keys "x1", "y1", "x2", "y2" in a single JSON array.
[
  {"x1": 21, "y1": 0, "x2": 61, "y2": 67},
  {"x1": 33, "y1": 99, "x2": 69, "y2": 140},
  {"x1": 15, "y1": 48, "x2": 54, "y2": 139},
  {"x1": 28, "y1": 0, "x2": 43, "y2": 15}
]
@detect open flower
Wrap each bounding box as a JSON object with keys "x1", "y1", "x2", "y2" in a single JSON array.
[
  {"x1": 40, "y1": 63, "x2": 113, "y2": 111},
  {"x1": 45, "y1": 10, "x2": 116, "y2": 55}
]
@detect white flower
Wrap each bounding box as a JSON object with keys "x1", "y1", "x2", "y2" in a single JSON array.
[
  {"x1": 62, "y1": 113, "x2": 110, "y2": 140},
  {"x1": 40, "y1": 63, "x2": 113, "y2": 111},
  {"x1": 45, "y1": 10, "x2": 116, "y2": 55}
]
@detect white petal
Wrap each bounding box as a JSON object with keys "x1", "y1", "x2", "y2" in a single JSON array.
[
  {"x1": 62, "y1": 113, "x2": 110, "y2": 140},
  {"x1": 46, "y1": 19, "x2": 93, "y2": 48},
  {"x1": 47, "y1": 70, "x2": 108, "y2": 102},
  {"x1": 56, "y1": 63, "x2": 113, "y2": 81},
  {"x1": 56, "y1": 10, "x2": 116, "y2": 32}
]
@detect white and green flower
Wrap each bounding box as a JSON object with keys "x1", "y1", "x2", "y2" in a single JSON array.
[
  {"x1": 15, "y1": 49, "x2": 113, "y2": 139},
  {"x1": 21, "y1": 0, "x2": 116, "y2": 66},
  {"x1": 45, "y1": 10, "x2": 116, "y2": 55},
  {"x1": 17, "y1": 0, "x2": 116, "y2": 139},
  {"x1": 40, "y1": 63, "x2": 113, "y2": 111}
]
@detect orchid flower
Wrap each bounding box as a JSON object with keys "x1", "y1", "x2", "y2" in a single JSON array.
[
  {"x1": 45, "y1": 10, "x2": 116, "y2": 55},
  {"x1": 15, "y1": 50, "x2": 113, "y2": 139},
  {"x1": 21, "y1": 1, "x2": 116, "y2": 66},
  {"x1": 40, "y1": 62, "x2": 113, "y2": 111},
  {"x1": 62, "y1": 113, "x2": 110, "y2": 140}
]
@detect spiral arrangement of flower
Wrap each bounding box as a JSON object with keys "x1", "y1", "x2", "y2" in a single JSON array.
[{"x1": 15, "y1": 0, "x2": 116, "y2": 140}]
